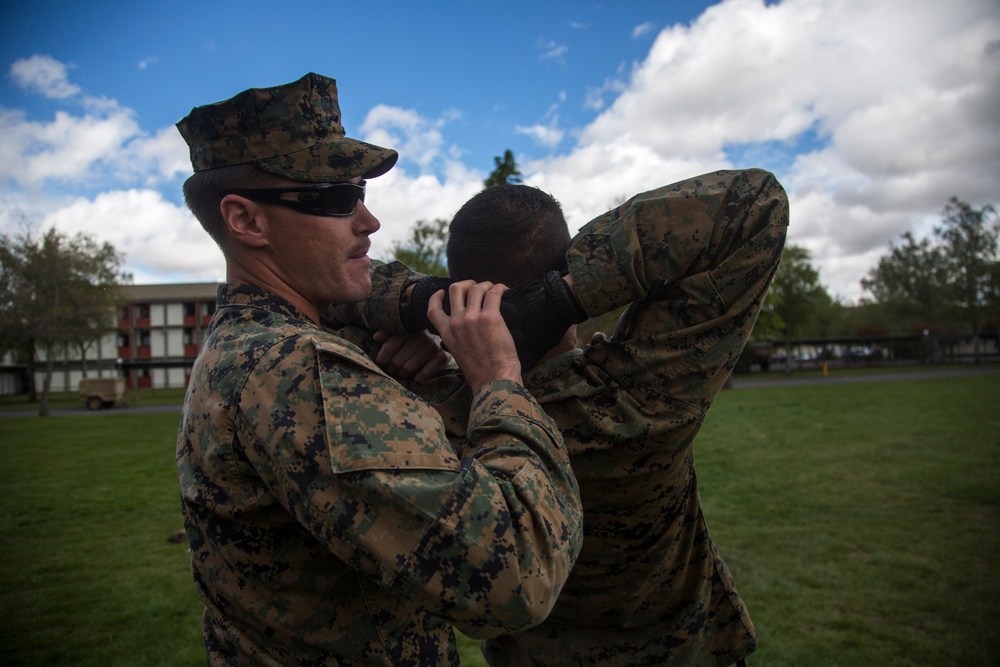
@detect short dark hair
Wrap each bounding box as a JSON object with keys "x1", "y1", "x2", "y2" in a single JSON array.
[
  {"x1": 182, "y1": 163, "x2": 284, "y2": 252},
  {"x1": 447, "y1": 185, "x2": 569, "y2": 286}
]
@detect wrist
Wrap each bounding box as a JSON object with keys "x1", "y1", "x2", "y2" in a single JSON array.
[{"x1": 469, "y1": 369, "x2": 523, "y2": 396}]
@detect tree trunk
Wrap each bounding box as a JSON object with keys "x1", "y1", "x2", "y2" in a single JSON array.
[
  {"x1": 25, "y1": 344, "x2": 38, "y2": 402},
  {"x1": 39, "y1": 342, "x2": 54, "y2": 417}
]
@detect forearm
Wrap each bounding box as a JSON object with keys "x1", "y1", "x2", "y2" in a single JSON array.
[
  {"x1": 564, "y1": 169, "x2": 789, "y2": 408},
  {"x1": 566, "y1": 168, "x2": 789, "y2": 317},
  {"x1": 408, "y1": 380, "x2": 582, "y2": 637}
]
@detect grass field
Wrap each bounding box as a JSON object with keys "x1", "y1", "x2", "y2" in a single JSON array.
[{"x1": 1, "y1": 372, "x2": 997, "y2": 666}]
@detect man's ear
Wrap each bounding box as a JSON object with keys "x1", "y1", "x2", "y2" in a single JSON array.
[{"x1": 220, "y1": 195, "x2": 270, "y2": 249}]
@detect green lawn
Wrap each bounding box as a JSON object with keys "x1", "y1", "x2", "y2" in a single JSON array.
[{"x1": 1, "y1": 373, "x2": 997, "y2": 666}]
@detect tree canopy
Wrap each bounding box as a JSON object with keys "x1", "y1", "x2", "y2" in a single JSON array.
[
  {"x1": 387, "y1": 218, "x2": 448, "y2": 276},
  {"x1": 484, "y1": 149, "x2": 523, "y2": 188},
  {"x1": 860, "y1": 232, "x2": 950, "y2": 333},
  {"x1": 1, "y1": 227, "x2": 131, "y2": 415},
  {"x1": 861, "y1": 197, "x2": 999, "y2": 360}
]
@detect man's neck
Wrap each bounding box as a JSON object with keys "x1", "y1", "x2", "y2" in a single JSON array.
[{"x1": 227, "y1": 266, "x2": 322, "y2": 324}]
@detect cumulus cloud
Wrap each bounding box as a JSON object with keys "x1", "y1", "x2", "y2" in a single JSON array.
[
  {"x1": 9, "y1": 54, "x2": 80, "y2": 99},
  {"x1": 2, "y1": 0, "x2": 997, "y2": 303},
  {"x1": 515, "y1": 94, "x2": 567, "y2": 148},
  {"x1": 360, "y1": 105, "x2": 460, "y2": 171},
  {"x1": 0, "y1": 104, "x2": 142, "y2": 186},
  {"x1": 584, "y1": 71, "x2": 629, "y2": 111},
  {"x1": 41, "y1": 189, "x2": 225, "y2": 283},
  {"x1": 537, "y1": 0, "x2": 1000, "y2": 300},
  {"x1": 515, "y1": 122, "x2": 565, "y2": 147},
  {"x1": 0, "y1": 58, "x2": 187, "y2": 191}
]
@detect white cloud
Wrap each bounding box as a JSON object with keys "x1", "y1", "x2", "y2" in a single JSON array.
[
  {"x1": 538, "y1": 39, "x2": 569, "y2": 62},
  {"x1": 535, "y1": 0, "x2": 1000, "y2": 301},
  {"x1": 1, "y1": 60, "x2": 188, "y2": 190},
  {"x1": 584, "y1": 74, "x2": 628, "y2": 111},
  {"x1": 632, "y1": 22, "x2": 656, "y2": 38},
  {"x1": 2, "y1": 0, "x2": 997, "y2": 306},
  {"x1": 9, "y1": 54, "x2": 80, "y2": 99},
  {"x1": 360, "y1": 104, "x2": 460, "y2": 171},
  {"x1": 41, "y1": 189, "x2": 225, "y2": 284},
  {"x1": 515, "y1": 122, "x2": 565, "y2": 147},
  {"x1": 0, "y1": 104, "x2": 142, "y2": 187},
  {"x1": 515, "y1": 94, "x2": 567, "y2": 148},
  {"x1": 119, "y1": 125, "x2": 192, "y2": 185}
]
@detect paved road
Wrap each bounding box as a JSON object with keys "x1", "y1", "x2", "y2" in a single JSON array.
[
  {"x1": 3, "y1": 367, "x2": 997, "y2": 417},
  {"x1": 731, "y1": 365, "x2": 1000, "y2": 389},
  {"x1": 0, "y1": 401, "x2": 183, "y2": 418}
]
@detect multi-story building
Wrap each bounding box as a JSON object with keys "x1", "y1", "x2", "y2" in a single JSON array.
[{"x1": 0, "y1": 283, "x2": 221, "y2": 395}]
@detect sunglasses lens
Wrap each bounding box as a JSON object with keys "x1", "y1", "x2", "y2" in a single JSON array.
[{"x1": 318, "y1": 182, "x2": 365, "y2": 216}]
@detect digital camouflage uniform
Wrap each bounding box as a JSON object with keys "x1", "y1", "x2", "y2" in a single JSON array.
[
  {"x1": 177, "y1": 286, "x2": 583, "y2": 666},
  {"x1": 176, "y1": 72, "x2": 584, "y2": 666},
  {"x1": 353, "y1": 168, "x2": 789, "y2": 666}
]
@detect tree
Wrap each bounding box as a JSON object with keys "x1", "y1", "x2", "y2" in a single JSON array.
[
  {"x1": 388, "y1": 218, "x2": 449, "y2": 276},
  {"x1": 860, "y1": 231, "x2": 951, "y2": 334},
  {"x1": 934, "y1": 197, "x2": 999, "y2": 364},
  {"x1": 0, "y1": 228, "x2": 131, "y2": 416},
  {"x1": 484, "y1": 149, "x2": 523, "y2": 188},
  {"x1": 765, "y1": 244, "x2": 831, "y2": 370}
]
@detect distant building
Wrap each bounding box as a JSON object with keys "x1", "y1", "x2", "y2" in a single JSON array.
[{"x1": 0, "y1": 283, "x2": 221, "y2": 395}]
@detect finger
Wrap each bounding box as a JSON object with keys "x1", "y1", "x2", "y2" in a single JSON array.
[
  {"x1": 390, "y1": 342, "x2": 425, "y2": 378},
  {"x1": 427, "y1": 289, "x2": 450, "y2": 335},
  {"x1": 447, "y1": 280, "x2": 475, "y2": 316},
  {"x1": 462, "y1": 281, "x2": 495, "y2": 315},
  {"x1": 414, "y1": 354, "x2": 450, "y2": 383},
  {"x1": 375, "y1": 333, "x2": 408, "y2": 367},
  {"x1": 481, "y1": 283, "x2": 508, "y2": 312}
]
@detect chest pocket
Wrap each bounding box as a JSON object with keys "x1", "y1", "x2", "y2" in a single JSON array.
[{"x1": 315, "y1": 343, "x2": 462, "y2": 475}]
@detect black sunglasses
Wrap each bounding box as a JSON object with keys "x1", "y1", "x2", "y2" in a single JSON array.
[{"x1": 228, "y1": 181, "x2": 366, "y2": 217}]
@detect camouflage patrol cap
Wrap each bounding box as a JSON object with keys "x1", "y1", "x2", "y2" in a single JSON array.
[{"x1": 176, "y1": 72, "x2": 398, "y2": 181}]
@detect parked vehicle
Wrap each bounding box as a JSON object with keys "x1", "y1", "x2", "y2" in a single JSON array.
[{"x1": 78, "y1": 378, "x2": 127, "y2": 410}]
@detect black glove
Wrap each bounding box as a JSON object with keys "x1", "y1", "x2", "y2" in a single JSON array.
[
  {"x1": 500, "y1": 271, "x2": 588, "y2": 370},
  {"x1": 400, "y1": 276, "x2": 455, "y2": 333}
]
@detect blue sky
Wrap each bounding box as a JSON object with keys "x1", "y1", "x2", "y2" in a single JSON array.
[{"x1": 1, "y1": 0, "x2": 997, "y2": 301}]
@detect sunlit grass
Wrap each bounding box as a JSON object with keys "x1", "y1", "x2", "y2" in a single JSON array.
[{"x1": 0, "y1": 373, "x2": 997, "y2": 665}]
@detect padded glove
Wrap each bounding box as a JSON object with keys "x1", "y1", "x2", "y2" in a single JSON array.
[
  {"x1": 500, "y1": 270, "x2": 588, "y2": 369},
  {"x1": 400, "y1": 276, "x2": 455, "y2": 333}
]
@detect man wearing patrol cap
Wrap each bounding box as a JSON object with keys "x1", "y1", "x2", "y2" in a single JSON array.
[{"x1": 174, "y1": 73, "x2": 582, "y2": 666}]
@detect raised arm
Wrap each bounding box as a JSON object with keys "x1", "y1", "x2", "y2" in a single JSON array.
[{"x1": 566, "y1": 168, "x2": 789, "y2": 405}]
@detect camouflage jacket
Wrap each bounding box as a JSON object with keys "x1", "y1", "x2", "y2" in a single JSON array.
[
  {"x1": 176, "y1": 285, "x2": 582, "y2": 666},
  {"x1": 351, "y1": 169, "x2": 789, "y2": 666}
]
